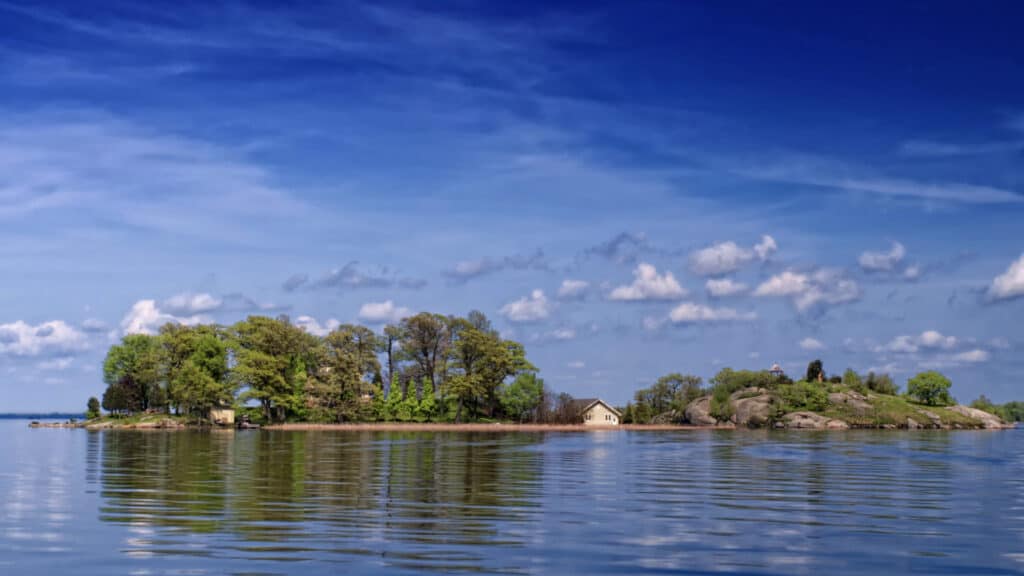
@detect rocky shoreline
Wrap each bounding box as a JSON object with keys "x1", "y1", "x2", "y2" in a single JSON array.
[
  {"x1": 677, "y1": 388, "x2": 1014, "y2": 430},
  {"x1": 26, "y1": 388, "x2": 1015, "y2": 432}
]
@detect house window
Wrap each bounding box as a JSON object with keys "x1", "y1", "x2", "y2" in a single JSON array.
[
  {"x1": 605, "y1": 414, "x2": 610, "y2": 421},
  {"x1": 586, "y1": 413, "x2": 591, "y2": 420}
]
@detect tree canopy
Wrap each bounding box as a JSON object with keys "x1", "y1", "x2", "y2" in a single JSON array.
[
  {"x1": 906, "y1": 371, "x2": 954, "y2": 406},
  {"x1": 93, "y1": 311, "x2": 541, "y2": 424}
]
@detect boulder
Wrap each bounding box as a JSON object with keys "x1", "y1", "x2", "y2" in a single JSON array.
[
  {"x1": 684, "y1": 396, "x2": 717, "y2": 426},
  {"x1": 918, "y1": 409, "x2": 943, "y2": 428},
  {"x1": 948, "y1": 405, "x2": 1012, "y2": 429},
  {"x1": 730, "y1": 389, "x2": 775, "y2": 428},
  {"x1": 906, "y1": 418, "x2": 922, "y2": 429},
  {"x1": 828, "y1": 391, "x2": 872, "y2": 414},
  {"x1": 783, "y1": 411, "x2": 848, "y2": 430},
  {"x1": 826, "y1": 419, "x2": 850, "y2": 430}
]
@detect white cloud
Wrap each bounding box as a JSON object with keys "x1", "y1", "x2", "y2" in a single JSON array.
[
  {"x1": 755, "y1": 269, "x2": 860, "y2": 312},
  {"x1": 81, "y1": 318, "x2": 108, "y2": 332},
  {"x1": 557, "y1": 279, "x2": 590, "y2": 300},
  {"x1": 567, "y1": 360, "x2": 585, "y2": 369},
  {"x1": 163, "y1": 292, "x2": 223, "y2": 314},
  {"x1": 754, "y1": 270, "x2": 810, "y2": 297},
  {"x1": 705, "y1": 278, "x2": 748, "y2": 298},
  {"x1": 689, "y1": 242, "x2": 753, "y2": 276},
  {"x1": 799, "y1": 337, "x2": 825, "y2": 351},
  {"x1": 667, "y1": 302, "x2": 756, "y2": 324},
  {"x1": 0, "y1": 320, "x2": 88, "y2": 357},
  {"x1": 988, "y1": 254, "x2": 1024, "y2": 301},
  {"x1": 883, "y1": 335, "x2": 919, "y2": 354},
  {"x1": 120, "y1": 300, "x2": 209, "y2": 335},
  {"x1": 858, "y1": 242, "x2": 906, "y2": 272},
  {"x1": 689, "y1": 235, "x2": 777, "y2": 276},
  {"x1": 754, "y1": 235, "x2": 778, "y2": 261},
  {"x1": 357, "y1": 300, "x2": 411, "y2": 324},
  {"x1": 918, "y1": 330, "x2": 958, "y2": 350},
  {"x1": 879, "y1": 330, "x2": 959, "y2": 354},
  {"x1": 609, "y1": 263, "x2": 686, "y2": 301},
  {"x1": 38, "y1": 357, "x2": 74, "y2": 371},
  {"x1": 500, "y1": 289, "x2": 551, "y2": 323},
  {"x1": 548, "y1": 327, "x2": 576, "y2": 340},
  {"x1": 642, "y1": 316, "x2": 665, "y2": 331},
  {"x1": 952, "y1": 349, "x2": 990, "y2": 363},
  {"x1": 903, "y1": 265, "x2": 921, "y2": 280},
  {"x1": 294, "y1": 315, "x2": 341, "y2": 336}
]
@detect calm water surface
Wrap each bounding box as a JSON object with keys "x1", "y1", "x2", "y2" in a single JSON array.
[{"x1": 1, "y1": 421, "x2": 1022, "y2": 575}]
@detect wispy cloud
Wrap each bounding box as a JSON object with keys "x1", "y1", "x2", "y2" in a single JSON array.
[
  {"x1": 740, "y1": 158, "x2": 1023, "y2": 204},
  {"x1": 583, "y1": 232, "x2": 650, "y2": 265},
  {"x1": 287, "y1": 262, "x2": 426, "y2": 292},
  {"x1": 0, "y1": 110, "x2": 308, "y2": 239},
  {"x1": 443, "y1": 250, "x2": 548, "y2": 283},
  {"x1": 898, "y1": 139, "x2": 1024, "y2": 158}
]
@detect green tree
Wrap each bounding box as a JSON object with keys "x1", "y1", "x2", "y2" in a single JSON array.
[
  {"x1": 396, "y1": 388, "x2": 418, "y2": 422},
  {"x1": 842, "y1": 369, "x2": 862, "y2": 388},
  {"x1": 231, "y1": 316, "x2": 314, "y2": 422},
  {"x1": 864, "y1": 371, "x2": 898, "y2": 395},
  {"x1": 1001, "y1": 401, "x2": 1024, "y2": 422},
  {"x1": 805, "y1": 359, "x2": 824, "y2": 383},
  {"x1": 382, "y1": 375, "x2": 403, "y2": 421},
  {"x1": 167, "y1": 332, "x2": 232, "y2": 418},
  {"x1": 447, "y1": 319, "x2": 534, "y2": 422},
  {"x1": 399, "y1": 313, "x2": 450, "y2": 395},
  {"x1": 85, "y1": 396, "x2": 101, "y2": 419},
  {"x1": 417, "y1": 379, "x2": 437, "y2": 422},
  {"x1": 500, "y1": 372, "x2": 545, "y2": 422},
  {"x1": 234, "y1": 349, "x2": 290, "y2": 421},
  {"x1": 906, "y1": 371, "x2": 954, "y2": 406},
  {"x1": 103, "y1": 334, "x2": 165, "y2": 413}
]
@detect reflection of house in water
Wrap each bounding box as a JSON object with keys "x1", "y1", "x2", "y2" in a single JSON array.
[{"x1": 572, "y1": 398, "x2": 622, "y2": 426}]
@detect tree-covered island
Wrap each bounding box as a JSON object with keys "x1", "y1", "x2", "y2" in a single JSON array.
[{"x1": 74, "y1": 312, "x2": 1018, "y2": 430}]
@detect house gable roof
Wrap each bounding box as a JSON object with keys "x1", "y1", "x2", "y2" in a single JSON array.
[{"x1": 571, "y1": 398, "x2": 622, "y2": 418}]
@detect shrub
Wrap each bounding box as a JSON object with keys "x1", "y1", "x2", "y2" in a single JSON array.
[
  {"x1": 85, "y1": 396, "x2": 101, "y2": 420},
  {"x1": 778, "y1": 381, "x2": 829, "y2": 412},
  {"x1": 710, "y1": 385, "x2": 734, "y2": 421},
  {"x1": 864, "y1": 372, "x2": 898, "y2": 395}
]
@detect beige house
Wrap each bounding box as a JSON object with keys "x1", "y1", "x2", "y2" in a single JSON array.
[
  {"x1": 574, "y1": 398, "x2": 622, "y2": 426},
  {"x1": 208, "y1": 406, "x2": 235, "y2": 426}
]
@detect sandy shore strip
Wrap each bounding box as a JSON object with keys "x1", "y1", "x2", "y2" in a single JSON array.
[{"x1": 262, "y1": 423, "x2": 729, "y2": 432}]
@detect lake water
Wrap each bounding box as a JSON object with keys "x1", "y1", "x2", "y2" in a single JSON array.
[{"x1": 1, "y1": 421, "x2": 1022, "y2": 575}]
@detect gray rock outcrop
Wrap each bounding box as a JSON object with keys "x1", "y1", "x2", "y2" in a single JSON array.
[
  {"x1": 782, "y1": 411, "x2": 849, "y2": 430},
  {"x1": 948, "y1": 405, "x2": 1012, "y2": 429},
  {"x1": 684, "y1": 396, "x2": 717, "y2": 426}
]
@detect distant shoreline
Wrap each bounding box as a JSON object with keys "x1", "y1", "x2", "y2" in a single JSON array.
[{"x1": 28, "y1": 419, "x2": 1016, "y2": 431}]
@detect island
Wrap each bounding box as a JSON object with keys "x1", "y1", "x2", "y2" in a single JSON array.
[{"x1": 32, "y1": 312, "x2": 1021, "y2": 431}]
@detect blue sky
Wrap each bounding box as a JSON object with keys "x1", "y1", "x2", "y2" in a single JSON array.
[{"x1": 1, "y1": 0, "x2": 1023, "y2": 411}]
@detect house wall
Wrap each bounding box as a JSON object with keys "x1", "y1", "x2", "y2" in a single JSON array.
[
  {"x1": 582, "y1": 403, "x2": 620, "y2": 426},
  {"x1": 209, "y1": 408, "x2": 235, "y2": 426}
]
